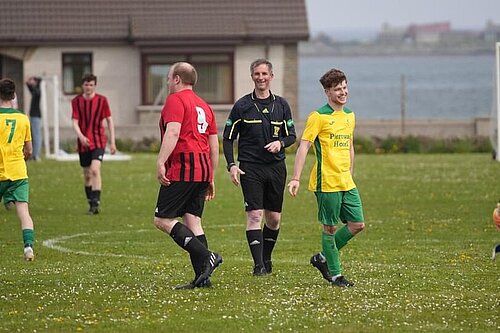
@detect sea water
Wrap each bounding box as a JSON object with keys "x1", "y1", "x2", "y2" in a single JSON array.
[{"x1": 299, "y1": 55, "x2": 496, "y2": 120}]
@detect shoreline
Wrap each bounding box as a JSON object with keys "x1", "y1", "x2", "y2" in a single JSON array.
[
  {"x1": 299, "y1": 41, "x2": 495, "y2": 57},
  {"x1": 293, "y1": 117, "x2": 495, "y2": 138}
]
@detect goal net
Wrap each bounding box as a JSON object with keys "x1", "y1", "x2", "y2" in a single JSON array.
[{"x1": 39, "y1": 75, "x2": 131, "y2": 161}]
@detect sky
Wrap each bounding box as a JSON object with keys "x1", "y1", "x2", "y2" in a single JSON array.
[{"x1": 305, "y1": 0, "x2": 499, "y2": 38}]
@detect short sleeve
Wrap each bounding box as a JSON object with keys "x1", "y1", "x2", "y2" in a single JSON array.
[
  {"x1": 162, "y1": 95, "x2": 185, "y2": 124},
  {"x1": 101, "y1": 97, "x2": 111, "y2": 118},
  {"x1": 301, "y1": 111, "x2": 322, "y2": 142}
]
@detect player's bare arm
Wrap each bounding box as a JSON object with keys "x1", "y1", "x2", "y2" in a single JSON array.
[
  {"x1": 23, "y1": 141, "x2": 33, "y2": 161},
  {"x1": 288, "y1": 140, "x2": 311, "y2": 196},
  {"x1": 106, "y1": 116, "x2": 116, "y2": 154},
  {"x1": 206, "y1": 134, "x2": 219, "y2": 201},
  {"x1": 71, "y1": 119, "x2": 90, "y2": 147},
  {"x1": 156, "y1": 122, "x2": 181, "y2": 186}
]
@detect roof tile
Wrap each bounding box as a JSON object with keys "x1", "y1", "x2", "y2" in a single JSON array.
[{"x1": 0, "y1": 0, "x2": 309, "y2": 45}]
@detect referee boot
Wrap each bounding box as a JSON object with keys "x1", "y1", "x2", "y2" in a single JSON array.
[
  {"x1": 253, "y1": 264, "x2": 267, "y2": 276},
  {"x1": 264, "y1": 260, "x2": 273, "y2": 274}
]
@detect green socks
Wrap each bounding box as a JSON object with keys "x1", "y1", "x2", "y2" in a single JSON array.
[
  {"x1": 22, "y1": 228, "x2": 34, "y2": 247},
  {"x1": 335, "y1": 225, "x2": 353, "y2": 250},
  {"x1": 321, "y1": 232, "x2": 341, "y2": 276}
]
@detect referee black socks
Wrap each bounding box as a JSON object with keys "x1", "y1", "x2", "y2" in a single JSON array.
[
  {"x1": 263, "y1": 225, "x2": 279, "y2": 263},
  {"x1": 246, "y1": 229, "x2": 264, "y2": 267}
]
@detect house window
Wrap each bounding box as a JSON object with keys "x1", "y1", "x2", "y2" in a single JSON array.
[
  {"x1": 62, "y1": 53, "x2": 92, "y2": 94},
  {"x1": 143, "y1": 53, "x2": 233, "y2": 105}
]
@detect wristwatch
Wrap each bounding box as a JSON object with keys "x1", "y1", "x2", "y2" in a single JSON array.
[{"x1": 227, "y1": 162, "x2": 236, "y2": 171}]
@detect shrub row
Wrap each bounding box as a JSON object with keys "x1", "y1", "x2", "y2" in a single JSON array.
[
  {"x1": 353, "y1": 135, "x2": 492, "y2": 154},
  {"x1": 61, "y1": 135, "x2": 493, "y2": 155}
]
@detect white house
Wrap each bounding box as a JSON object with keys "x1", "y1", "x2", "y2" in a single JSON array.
[{"x1": 0, "y1": 0, "x2": 309, "y2": 143}]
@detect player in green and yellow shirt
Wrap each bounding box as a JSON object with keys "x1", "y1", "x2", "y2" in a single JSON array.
[
  {"x1": 288, "y1": 68, "x2": 365, "y2": 287},
  {"x1": 0, "y1": 78, "x2": 35, "y2": 261}
]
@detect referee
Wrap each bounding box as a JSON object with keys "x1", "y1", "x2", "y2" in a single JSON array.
[{"x1": 223, "y1": 59, "x2": 296, "y2": 275}]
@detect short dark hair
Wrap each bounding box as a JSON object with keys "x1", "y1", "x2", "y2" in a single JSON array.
[
  {"x1": 82, "y1": 74, "x2": 97, "y2": 84},
  {"x1": 171, "y1": 62, "x2": 197, "y2": 86},
  {"x1": 319, "y1": 69, "x2": 347, "y2": 89},
  {"x1": 250, "y1": 58, "x2": 273, "y2": 74},
  {"x1": 0, "y1": 78, "x2": 16, "y2": 101}
]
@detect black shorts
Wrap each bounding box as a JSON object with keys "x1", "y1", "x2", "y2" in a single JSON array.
[
  {"x1": 239, "y1": 160, "x2": 286, "y2": 212},
  {"x1": 79, "y1": 148, "x2": 105, "y2": 167},
  {"x1": 155, "y1": 182, "x2": 209, "y2": 218}
]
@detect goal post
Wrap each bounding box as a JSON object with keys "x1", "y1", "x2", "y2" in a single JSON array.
[
  {"x1": 496, "y1": 42, "x2": 500, "y2": 161},
  {"x1": 39, "y1": 75, "x2": 59, "y2": 159}
]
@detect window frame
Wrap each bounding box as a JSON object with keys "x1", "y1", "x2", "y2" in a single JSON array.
[
  {"x1": 141, "y1": 52, "x2": 234, "y2": 105},
  {"x1": 62, "y1": 52, "x2": 93, "y2": 95}
]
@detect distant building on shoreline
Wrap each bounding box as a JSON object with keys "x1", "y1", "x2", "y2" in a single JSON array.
[{"x1": 302, "y1": 20, "x2": 499, "y2": 56}]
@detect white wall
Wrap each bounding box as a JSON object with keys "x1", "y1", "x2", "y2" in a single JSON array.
[
  {"x1": 13, "y1": 43, "x2": 290, "y2": 142},
  {"x1": 234, "y1": 44, "x2": 285, "y2": 101},
  {"x1": 23, "y1": 46, "x2": 141, "y2": 128}
]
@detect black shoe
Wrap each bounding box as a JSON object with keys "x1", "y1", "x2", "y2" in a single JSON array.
[
  {"x1": 193, "y1": 252, "x2": 222, "y2": 287},
  {"x1": 174, "y1": 282, "x2": 195, "y2": 290},
  {"x1": 492, "y1": 243, "x2": 500, "y2": 260},
  {"x1": 310, "y1": 253, "x2": 332, "y2": 282},
  {"x1": 88, "y1": 205, "x2": 100, "y2": 215},
  {"x1": 174, "y1": 278, "x2": 212, "y2": 290},
  {"x1": 264, "y1": 260, "x2": 273, "y2": 274},
  {"x1": 253, "y1": 264, "x2": 267, "y2": 276},
  {"x1": 331, "y1": 275, "x2": 354, "y2": 287}
]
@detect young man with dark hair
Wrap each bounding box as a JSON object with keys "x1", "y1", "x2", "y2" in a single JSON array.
[
  {"x1": 71, "y1": 74, "x2": 116, "y2": 214},
  {"x1": 154, "y1": 62, "x2": 222, "y2": 289},
  {"x1": 288, "y1": 68, "x2": 365, "y2": 287},
  {"x1": 0, "y1": 78, "x2": 36, "y2": 260},
  {"x1": 223, "y1": 58, "x2": 296, "y2": 275}
]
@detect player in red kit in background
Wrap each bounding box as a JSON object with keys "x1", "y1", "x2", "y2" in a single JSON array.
[{"x1": 71, "y1": 74, "x2": 116, "y2": 215}]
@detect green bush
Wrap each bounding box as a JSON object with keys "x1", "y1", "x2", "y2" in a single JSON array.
[
  {"x1": 354, "y1": 136, "x2": 376, "y2": 153},
  {"x1": 353, "y1": 135, "x2": 492, "y2": 154},
  {"x1": 61, "y1": 135, "x2": 493, "y2": 155}
]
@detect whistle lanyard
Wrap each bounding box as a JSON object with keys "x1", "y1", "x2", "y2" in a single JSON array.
[{"x1": 253, "y1": 100, "x2": 275, "y2": 116}]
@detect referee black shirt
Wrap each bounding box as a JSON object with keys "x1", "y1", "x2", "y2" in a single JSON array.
[{"x1": 223, "y1": 90, "x2": 296, "y2": 166}]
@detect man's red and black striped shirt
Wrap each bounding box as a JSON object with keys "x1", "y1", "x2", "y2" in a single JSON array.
[
  {"x1": 71, "y1": 94, "x2": 111, "y2": 152},
  {"x1": 159, "y1": 89, "x2": 217, "y2": 182}
]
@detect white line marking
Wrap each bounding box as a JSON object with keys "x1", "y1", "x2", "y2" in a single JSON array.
[
  {"x1": 42, "y1": 226, "x2": 296, "y2": 261},
  {"x1": 42, "y1": 230, "x2": 150, "y2": 259}
]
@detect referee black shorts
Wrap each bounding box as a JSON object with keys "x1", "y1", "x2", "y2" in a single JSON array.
[
  {"x1": 155, "y1": 181, "x2": 209, "y2": 219},
  {"x1": 239, "y1": 160, "x2": 286, "y2": 213}
]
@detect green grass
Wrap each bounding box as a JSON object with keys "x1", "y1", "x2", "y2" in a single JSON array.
[{"x1": 1, "y1": 153, "x2": 499, "y2": 332}]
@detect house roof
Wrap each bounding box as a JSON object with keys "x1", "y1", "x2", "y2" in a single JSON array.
[
  {"x1": 0, "y1": 0, "x2": 309, "y2": 46},
  {"x1": 408, "y1": 22, "x2": 451, "y2": 35}
]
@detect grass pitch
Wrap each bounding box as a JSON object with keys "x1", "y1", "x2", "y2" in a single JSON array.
[{"x1": 1, "y1": 153, "x2": 499, "y2": 332}]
